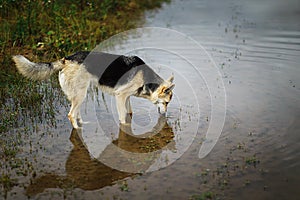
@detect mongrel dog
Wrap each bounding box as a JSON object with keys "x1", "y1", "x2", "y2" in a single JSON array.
[{"x1": 12, "y1": 51, "x2": 175, "y2": 129}]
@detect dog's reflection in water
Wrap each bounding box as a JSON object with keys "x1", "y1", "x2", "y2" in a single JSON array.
[{"x1": 26, "y1": 115, "x2": 175, "y2": 196}]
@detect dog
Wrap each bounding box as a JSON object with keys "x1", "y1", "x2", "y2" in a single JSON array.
[{"x1": 12, "y1": 51, "x2": 175, "y2": 129}]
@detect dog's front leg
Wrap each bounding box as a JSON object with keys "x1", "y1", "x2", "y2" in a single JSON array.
[
  {"x1": 116, "y1": 94, "x2": 130, "y2": 124},
  {"x1": 125, "y1": 97, "x2": 132, "y2": 117},
  {"x1": 76, "y1": 110, "x2": 83, "y2": 125}
]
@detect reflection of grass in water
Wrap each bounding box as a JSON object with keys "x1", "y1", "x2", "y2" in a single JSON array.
[
  {"x1": 0, "y1": 0, "x2": 170, "y2": 198},
  {"x1": 0, "y1": 75, "x2": 66, "y2": 133}
]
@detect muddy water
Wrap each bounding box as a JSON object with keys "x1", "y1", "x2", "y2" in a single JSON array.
[{"x1": 3, "y1": 0, "x2": 300, "y2": 199}]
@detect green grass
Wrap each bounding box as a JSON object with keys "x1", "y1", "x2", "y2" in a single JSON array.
[{"x1": 190, "y1": 192, "x2": 215, "y2": 200}]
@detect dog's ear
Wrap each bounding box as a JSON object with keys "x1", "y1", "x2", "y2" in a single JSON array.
[
  {"x1": 167, "y1": 75, "x2": 174, "y2": 83},
  {"x1": 60, "y1": 57, "x2": 66, "y2": 64},
  {"x1": 163, "y1": 84, "x2": 175, "y2": 94},
  {"x1": 169, "y1": 83, "x2": 175, "y2": 91},
  {"x1": 141, "y1": 84, "x2": 151, "y2": 95}
]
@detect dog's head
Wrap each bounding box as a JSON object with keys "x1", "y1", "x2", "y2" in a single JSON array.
[{"x1": 140, "y1": 75, "x2": 175, "y2": 114}]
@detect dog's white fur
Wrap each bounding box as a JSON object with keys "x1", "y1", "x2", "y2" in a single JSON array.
[{"x1": 12, "y1": 52, "x2": 175, "y2": 129}]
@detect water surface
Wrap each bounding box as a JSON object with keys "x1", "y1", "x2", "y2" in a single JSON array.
[{"x1": 2, "y1": 0, "x2": 300, "y2": 199}]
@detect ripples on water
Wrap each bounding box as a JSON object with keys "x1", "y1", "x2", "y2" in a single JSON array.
[{"x1": 143, "y1": 0, "x2": 300, "y2": 199}]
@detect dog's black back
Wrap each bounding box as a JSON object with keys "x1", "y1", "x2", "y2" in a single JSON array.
[{"x1": 65, "y1": 51, "x2": 146, "y2": 88}]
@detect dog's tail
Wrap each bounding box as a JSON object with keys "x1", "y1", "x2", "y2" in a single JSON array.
[{"x1": 12, "y1": 55, "x2": 64, "y2": 80}]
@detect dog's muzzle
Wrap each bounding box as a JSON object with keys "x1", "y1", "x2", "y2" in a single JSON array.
[{"x1": 157, "y1": 102, "x2": 167, "y2": 115}]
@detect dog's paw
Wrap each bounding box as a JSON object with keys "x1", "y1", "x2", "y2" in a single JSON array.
[
  {"x1": 72, "y1": 124, "x2": 80, "y2": 129},
  {"x1": 79, "y1": 121, "x2": 91, "y2": 125},
  {"x1": 77, "y1": 118, "x2": 84, "y2": 124},
  {"x1": 119, "y1": 114, "x2": 132, "y2": 124}
]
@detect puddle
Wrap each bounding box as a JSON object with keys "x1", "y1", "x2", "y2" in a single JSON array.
[{"x1": 1, "y1": 0, "x2": 300, "y2": 199}]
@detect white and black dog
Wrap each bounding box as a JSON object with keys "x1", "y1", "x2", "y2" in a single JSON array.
[{"x1": 13, "y1": 51, "x2": 175, "y2": 129}]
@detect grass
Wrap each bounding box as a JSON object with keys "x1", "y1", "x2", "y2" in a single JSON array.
[
  {"x1": 190, "y1": 192, "x2": 215, "y2": 200},
  {"x1": 245, "y1": 155, "x2": 260, "y2": 167},
  {"x1": 0, "y1": 173, "x2": 17, "y2": 199}
]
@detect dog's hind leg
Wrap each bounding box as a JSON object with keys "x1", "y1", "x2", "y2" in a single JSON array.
[
  {"x1": 59, "y1": 66, "x2": 90, "y2": 129},
  {"x1": 68, "y1": 84, "x2": 88, "y2": 129},
  {"x1": 68, "y1": 94, "x2": 85, "y2": 129}
]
